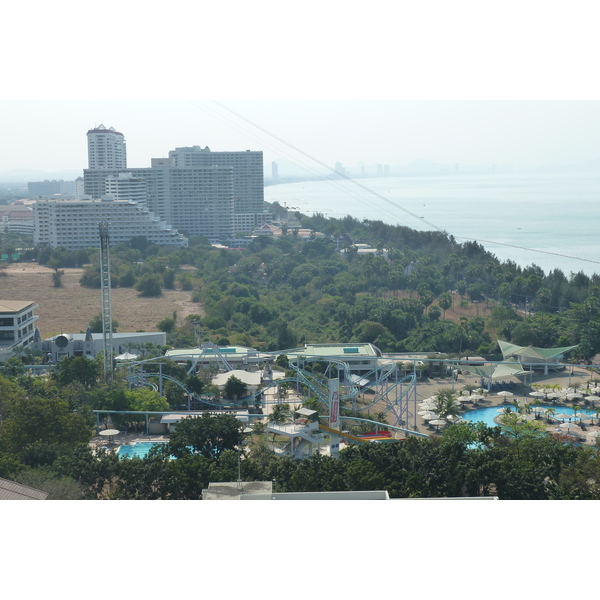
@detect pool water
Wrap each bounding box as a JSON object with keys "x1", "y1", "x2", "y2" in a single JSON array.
[
  {"x1": 118, "y1": 442, "x2": 167, "y2": 459},
  {"x1": 461, "y1": 405, "x2": 597, "y2": 428}
]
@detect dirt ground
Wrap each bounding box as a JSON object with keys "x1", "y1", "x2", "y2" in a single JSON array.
[{"x1": 0, "y1": 262, "x2": 200, "y2": 337}]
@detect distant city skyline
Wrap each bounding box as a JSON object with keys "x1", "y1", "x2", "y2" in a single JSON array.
[{"x1": 1, "y1": 101, "x2": 599, "y2": 181}]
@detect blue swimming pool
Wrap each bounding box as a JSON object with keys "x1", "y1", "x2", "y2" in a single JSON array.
[
  {"x1": 461, "y1": 405, "x2": 597, "y2": 428},
  {"x1": 118, "y1": 442, "x2": 167, "y2": 458}
]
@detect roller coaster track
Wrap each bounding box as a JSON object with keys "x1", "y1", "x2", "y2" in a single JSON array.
[{"x1": 124, "y1": 354, "x2": 419, "y2": 429}]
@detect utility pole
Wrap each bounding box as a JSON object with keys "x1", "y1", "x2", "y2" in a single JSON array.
[{"x1": 99, "y1": 221, "x2": 113, "y2": 382}]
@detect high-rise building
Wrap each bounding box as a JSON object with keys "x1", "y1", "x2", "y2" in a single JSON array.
[
  {"x1": 83, "y1": 129, "x2": 269, "y2": 241},
  {"x1": 87, "y1": 124, "x2": 127, "y2": 170},
  {"x1": 168, "y1": 146, "x2": 264, "y2": 215}
]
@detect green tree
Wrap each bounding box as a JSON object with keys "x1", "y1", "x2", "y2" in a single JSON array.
[
  {"x1": 136, "y1": 274, "x2": 162, "y2": 297},
  {"x1": 223, "y1": 375, "x2": 248, "y2": 401},
  {"x1": 51, "y1": 356, "x2": 99, "y2": 388},
  {"x1": 166, "y1": 412, "x2": 244, "y2": 459}
]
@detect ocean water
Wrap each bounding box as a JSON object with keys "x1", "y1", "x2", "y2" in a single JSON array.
[{"x1": 265, "y1": 172, "x2": 600, "y2": 277}]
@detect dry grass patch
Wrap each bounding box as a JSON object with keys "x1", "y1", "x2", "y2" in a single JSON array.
[{"x1": 1, "y1": 263, "x2": 200, "y2": 336}]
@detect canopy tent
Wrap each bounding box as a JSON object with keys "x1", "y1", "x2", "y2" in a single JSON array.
[
  {"x1": 460, "y1": 360, "x2": 527, "y2": 390},
  {"x1": 115, "y1": 351, "x2": 139, "y2": 361},
  {"x1": 498, "y1": 340, "x2": 578, "y2": 374}
]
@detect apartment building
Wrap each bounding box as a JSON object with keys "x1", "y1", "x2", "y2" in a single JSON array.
[
  {"x1": 87, "y1": 124, "x2": 127, "y2": 170},
  {"x1": 168, "y1": 146, "x2": 264, "y2": 214},
  {"x1": 82, "y1": 128, "x2": 269, "y2": 241},
  {"x1": 0, "y1": 301, "x2": 39, "y2": 361},
  {"x1": 33, "y1": 197, "x2": 188, "y2": 249}
]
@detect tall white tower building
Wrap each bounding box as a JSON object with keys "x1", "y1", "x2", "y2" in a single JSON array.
[{"x1": 87, "y1": 124, "x2": 127, "y2": 170}]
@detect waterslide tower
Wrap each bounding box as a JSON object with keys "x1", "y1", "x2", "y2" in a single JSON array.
[{"x1": 99, "y1": 221, "x2": 113, "y2": 382}]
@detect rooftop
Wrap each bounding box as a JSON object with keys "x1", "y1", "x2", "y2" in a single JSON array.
[
  {"x1": 0, "y1": 301, "x2": 36, "y2": 313},
  {"x1": 278, "y1": 342, "x2": 381, "y2": 358},
  {"x1": 0, "y1": 477, "x2": 49, "y2": 500}
]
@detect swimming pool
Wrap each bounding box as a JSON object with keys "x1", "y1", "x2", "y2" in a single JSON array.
[
  {"x1": 461, "y1": 405, "x2": 597, "y2": 428},
  {"x1": 118, "y1": 442, "x2": 167, "y2": 459}
]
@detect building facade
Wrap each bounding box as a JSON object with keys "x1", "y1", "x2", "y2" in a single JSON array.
[
  {"x1": 0, "y1": 301, "x2": 39, "y2": 361},
  {"x1": 33, "y1": 197, "x2": 187, "y2": 249},
  {"x1": 168, "y1": 146, "x2": 264, "y2": 215},
  {"x1": 87, "y1": 124, "x2": 127, "y2": 170},
  {"x1": 27, "y1": 180, "x2": 77, "y2": 198},
  {"x1": 82, "y1": 128, "x2": 268, "y2": 241},
  {"x1": 32, "y1": 330, "x2": 167, "y2": 363}
]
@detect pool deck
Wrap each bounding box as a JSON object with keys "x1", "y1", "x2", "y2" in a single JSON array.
[
  {"x1": 90, "y1": 431, "x2": 169, "y2": 453},
  {"x1": 409, "y1": 365, "x2": 600, "y2": 444}
]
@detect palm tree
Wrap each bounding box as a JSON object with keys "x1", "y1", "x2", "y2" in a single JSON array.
[
  {"x1": 371, "y1": 411, "x2": 390, "y2": 432},
  {"x1": 435, "y1": 389, "x2": 461, "y2": 421},
  {"x1": 269, "y1": 403, "x2": 291, "y2": 443},
  {"x1": 545, "y1": 407, "x2": 557, "y2": 424},
  {"x1": 270, "y1": 403, "x2": 291, "y2": 426}
]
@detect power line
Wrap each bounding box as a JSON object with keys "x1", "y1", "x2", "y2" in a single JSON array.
[{"x1": 207, "y1": 100, "x2": 599, "y2": 267}]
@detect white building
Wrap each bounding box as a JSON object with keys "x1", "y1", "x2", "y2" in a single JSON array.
[
  {"x1": 0, "y1": 301, "x2": 39, "y2": 361},
  {"x1": 33, "y1": 197, "x2": 187, "y2": 249},
  {"x1": 32, "y1": 328, "x2": 167, "y2": 362},
  {"x1": 87, "y1": 124, "x2": 127, "y2": 170},
  {"x1": 104, "y1": 173, "x2": 148, "y2": 205},
  {"x1": 0, "y1": 204, "x2": 34, "y2": 236},
  {"x1": 27, "y1": 180, "x2": 77, "y2": 198},
  {"x1": 83, "y1": 129, "x2": 269, "y2": 241},
  {"x1": 168, "y1": 146, "x2": 264, "y2": 216}
]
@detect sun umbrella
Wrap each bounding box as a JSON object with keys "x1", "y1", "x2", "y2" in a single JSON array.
[
  {"x1": 99, "y1": 429, "x2": 121, "y2": 443},
  {"x1": 584, "y1": 396, "x2": 597, "y2": 402},
  {"x1": 418, "y1": 411, "x2": 439, "y2": 419},
  {"x1": 471, "y1": 394, "x2": 485, "y2": 401},
  {"x1": 554, "y1": 413, "x2": 574, "y2": 421},
  {"x1": 429, "y1": 419, "x2": 447, "y2": 428},
  {"x1": 100, "y1": 429, "x2": 120, "y2": 437},
  {"x1": 529, "y1": 391, "x2": 546, "y2": 398},
  {"x1": 587, "y1": 431, "x2": 600, "y2": 439},
  {"x1": 497, "y1": 391, "x2": 513, "y2": 398},
  {"x1": 567, "y1": 393, "x2": 583, "y2": 400},
  {"x1": 560, "y1": 422, "x2": 580, "y2": 431}
]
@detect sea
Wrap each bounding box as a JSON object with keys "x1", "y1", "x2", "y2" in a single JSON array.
[{"x1": 265, "y1": 171, "x2": 600, "y2": 277}]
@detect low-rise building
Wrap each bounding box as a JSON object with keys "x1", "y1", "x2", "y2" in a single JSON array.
[
  {"x1": 273, "y1": 342, "x2": 383, "y2": 375},
  {"x1": 165, "y1": 344, "x2": 271, "y2": 372},
  {"x1": 0, "y1": 301, "x2": 39, "y2": 361},
  {"x1": 32, "y1": 328, "x2": 166, "y2": 362}
]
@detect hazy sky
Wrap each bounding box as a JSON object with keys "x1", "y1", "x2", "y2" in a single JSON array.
[
  {"x1": 1, "y1": 100, "x2": 599, "y2": 175},
  {"x1": 2, "y1": 2, "x2": 599, "y2": 178}
]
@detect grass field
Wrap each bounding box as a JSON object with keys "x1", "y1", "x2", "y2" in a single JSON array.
[{"x1": 1, "y1": 262, "x2": 200, "y2": 337}]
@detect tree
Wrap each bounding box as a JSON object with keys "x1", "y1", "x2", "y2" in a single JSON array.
[
  {"x1": 434, "y1": 388, "x2": 461, "y2": 421},
  {"x1": 136, "y1": 274, "x2": 162, "y2": 297},
  {"x1": 51, "y1": 356, "x2": 99, "y2": 388},
  {"x1": 166, "y1": 412, "x2": 245, "y2": 459},
  {"x1": 223, "y1": 375, "x2": 248, "y2": 401},
  {"x1": 89, "y1": 314, "x2": 119, "y2": 333},
  {"x1": 438, "y1": 292, "x2": 452, "y2": 318}
]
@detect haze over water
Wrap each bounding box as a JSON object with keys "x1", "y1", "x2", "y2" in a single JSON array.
[{"x1": 265, "y1": 171, "x2": 600, "y2": 278}]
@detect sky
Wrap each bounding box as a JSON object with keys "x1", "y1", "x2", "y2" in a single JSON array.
[
  {"x1": 2, "y1": 1, "x2": 599, "y2": 179},
  {"x1": 0, "y1": 100, "x2": 599, "y2": 177}
]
